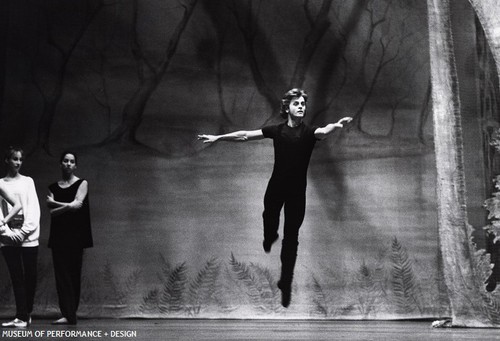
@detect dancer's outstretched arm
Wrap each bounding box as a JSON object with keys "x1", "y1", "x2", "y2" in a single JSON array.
[
  {"x1": 198, "y1": 129, "x2": 264, "y2": 144},
  {"x1": 314, "y1": 117, "x2": 352, "y2": 140}
]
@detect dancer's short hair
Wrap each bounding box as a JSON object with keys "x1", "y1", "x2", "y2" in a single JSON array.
[{"x1": 280, "y1": 88, "x2": 308, "y2": 119}]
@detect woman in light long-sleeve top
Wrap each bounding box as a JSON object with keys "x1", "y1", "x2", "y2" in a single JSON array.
[{"x1": 0, "y1": 146, "x2": 41, "y2": 329}]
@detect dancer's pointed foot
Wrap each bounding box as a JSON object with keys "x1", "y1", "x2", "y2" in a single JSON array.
[
  {"x1": 277, "y1": 280, "x2": 291, "y2": 308},
  {"x1": 263, "y1": 234, "x2": 279, "y2": 253}
]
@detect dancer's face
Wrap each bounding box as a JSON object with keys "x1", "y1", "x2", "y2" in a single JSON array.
[
  {"x1": 61, "y1": 153, "x2": 77, "y2": 174},
  {"x1": 5, "y1": 151, "x2": 23, "y2": 174},
  {"x1": 287, "y1": 96, "x2": 306, "y2": 119}
]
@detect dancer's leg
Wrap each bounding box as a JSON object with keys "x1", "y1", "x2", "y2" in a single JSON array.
[
  {"x1": 2, "y1": 247, "x2": 29, "y2": 321},
  {"x1": 278, "y1": 192, "x2": 306, "y2": 307},
  {"x1": 262, "y1": 182, "x2": 284, "y2": 253},
  {"x1": 22, "y1": 247, "x2": 38, "y2": 319}
]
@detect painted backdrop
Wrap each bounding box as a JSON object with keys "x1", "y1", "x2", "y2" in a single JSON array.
[{"x1": 0, "y1": 0, "x2": 486, "y2": 320}]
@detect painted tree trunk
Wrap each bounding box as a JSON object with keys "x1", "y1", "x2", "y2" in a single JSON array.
[{"x1": 427, "y1": 0, "x2": 500, "y2": 327}]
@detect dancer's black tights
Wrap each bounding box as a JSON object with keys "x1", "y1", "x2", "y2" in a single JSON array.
[{"x1": 263, "y1": 180, "x2": 305, "y2": 286}]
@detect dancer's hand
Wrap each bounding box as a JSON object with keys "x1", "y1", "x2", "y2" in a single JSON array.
[
  {"x1": 0, "y1": 222, "x2": 7, "y2": 235},
  {"x1": 11, "y1": 231, "x2": 24, "y2": 244},
  {"x1": 46, "y1": 195, "x2": 56, "y2": 207},
  {"x1": 197, "y1": 134, "x2": 219, "y2": 144},
  {"x1": 0, "y1": 229, "x2": 23, "y2": 245}
]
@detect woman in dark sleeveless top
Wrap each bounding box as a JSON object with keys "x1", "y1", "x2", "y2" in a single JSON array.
[{"x1": 47, "y1": 151, "x2": 93, "y2": 325}]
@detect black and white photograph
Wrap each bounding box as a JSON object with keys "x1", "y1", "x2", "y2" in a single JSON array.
[{"x1": 0, "y1": 0, "x2": 499, "y2": 339}]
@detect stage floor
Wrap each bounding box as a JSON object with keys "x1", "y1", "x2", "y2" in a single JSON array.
[{"x1": 2, "y1": 319, "x2": 499, "y2": 341}]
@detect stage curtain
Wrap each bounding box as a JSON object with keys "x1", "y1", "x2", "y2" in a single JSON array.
[{"x1": 428, "y1": 0, "x2": 500, "y2": 328}]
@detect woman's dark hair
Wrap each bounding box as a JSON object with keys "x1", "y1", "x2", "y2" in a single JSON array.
[
  {"x1": 59, "y1": 150, "x2": 78, "y2": 165},
  {"x1": 280, "y1": 88, "x2": 308, "y2": 119},
  {"x1": 4, "y1": 146, "x2": 24, "y2": 162}
]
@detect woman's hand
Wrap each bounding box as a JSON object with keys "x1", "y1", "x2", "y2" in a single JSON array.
[
  {"x1": 0, "y1": 228, "x2": 23, "y2": 245},
  {"x1": 46, "y1": 195, "x2": 56, "y2": 207},
  {"x1": 0, "y1": 221, "x2": 7, "y2": 235}
]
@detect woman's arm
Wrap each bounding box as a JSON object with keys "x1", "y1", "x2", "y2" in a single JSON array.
[
  {"x1": 47, "y1": 192, "x2": 64, "y2": 208},
  {"x1": 198, "y1": 129, "x2": 264, "y2": 143},
  {"x1": 17, "y1": 177, "x2": 40, "y2": 239},
  {"x1": 49, "y1": 181, "x2": 87, "y2": 217},
  {"x1": 74, "y1": 180, "x2": 88, "y2": 203},
  {"x1": 314, "y1": 117, "x2": 352, "y2": 140},
  {"x1": 0, "y1": 185, "x2": 22, "y2": 231},
  {"x1": 47, "y1": 191, "x2": 70, "y2": 216},
  {"x1": 47, "y1": 191, "x2": 81, "y2": 209}
]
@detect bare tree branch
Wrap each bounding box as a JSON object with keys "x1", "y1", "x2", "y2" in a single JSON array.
[
  {"x1": 289, "y1": 0, "x2": 334, "y2": 88},
  {"x1": 100, "y1": 0, "x2": 199, "y2": 146},
  {"x1": 228, "y1": 0, "x2": 279, "y2": 119},
  {"x1": 32, "y1": 0, "x2": 105, "y2": 153}
]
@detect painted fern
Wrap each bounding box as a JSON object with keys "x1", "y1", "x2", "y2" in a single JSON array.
[
  {"x1": 187, "y1": 257, "x2": 221, "y2": 315},
  {"x1": 480, "y1": 292, "x2": 500, "y2": 324},
  {"x1": 249, "y1": 263, "x2": 281, "y2": 312},
  {"x1": 465, "y1": 223, "x2": 500, "y2": 324},
  {"x1": 356, "y1": 260, "x2": 381, "y2": 317},
  {"x1": 229, "y1": 253, "x2": 275, "y2": 312},
  {"x1": 101, "y1": 261, "x2": 126, "y2": 305},
  {"x1": 159, "y1": 262, "x2": 188, "y2": 314},
  {"x1": 139, "y1": 288, "x2": 160, "y2": 313},
  {"x1": 390, "y1": 237, "x2": 422, "y2": 314},
  {"x1": 311, "y1": 275, "x2": 328, "y2": 317},
  {"x1": 124, "y1": 269, "x2": 142, "y2": 296}
]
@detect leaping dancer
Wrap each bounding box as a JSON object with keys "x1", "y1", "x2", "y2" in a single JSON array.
[{"x1": 198, "y1": 88, "x2": 352, "y2": 307}]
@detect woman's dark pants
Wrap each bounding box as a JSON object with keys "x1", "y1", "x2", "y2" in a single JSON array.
[{"x1": 2, "y1": 246, "x2": 38, "y2": 322}]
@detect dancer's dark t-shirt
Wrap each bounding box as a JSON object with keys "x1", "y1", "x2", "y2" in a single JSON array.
[{"x1": 262, "y1": 122, "x2": 318, "y2": 190}]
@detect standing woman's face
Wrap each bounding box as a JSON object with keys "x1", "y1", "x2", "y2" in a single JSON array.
[
  {"x1": 61, "y1": 154, "x2": 77, "y2": 174},
  {"x1": 5, "y1": 151, "x2": 23, "y2": 174}
]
